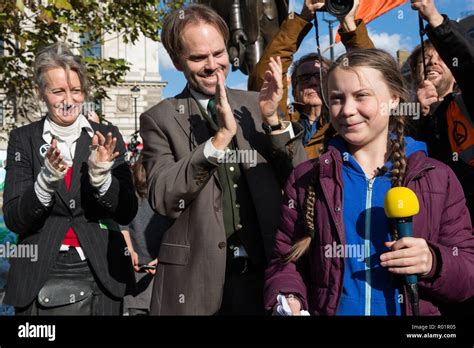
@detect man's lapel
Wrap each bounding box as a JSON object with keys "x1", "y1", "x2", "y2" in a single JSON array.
[
  {"x1": 32, "y1": 117, "x2": 49, "y2": 166},
  {"x1": 69, "y1": 128, "x2": 92, "y2": 200},
  {"x1": 173, "y1": 86, "x2": 223, "y2": 188},
  {"x1": 173, "y1": 86, "x2": 213, "y2": 148}
]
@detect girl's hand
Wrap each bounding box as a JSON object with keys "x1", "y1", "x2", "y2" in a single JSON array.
[
  {"x1": 380, "y1": 237, "x2": 433, "y2": 277},
  {"x1": 287, "y1": 294, "x2": 302, "y2": 315}
]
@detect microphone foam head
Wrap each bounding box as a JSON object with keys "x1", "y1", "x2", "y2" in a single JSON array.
[{"x1": 384, "y1": 187, "x2": 420, "y2": 218}]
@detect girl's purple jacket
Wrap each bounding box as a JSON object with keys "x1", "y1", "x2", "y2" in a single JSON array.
[{"x1": 264, "y1": 145, "x2": 474, "y2": 315}]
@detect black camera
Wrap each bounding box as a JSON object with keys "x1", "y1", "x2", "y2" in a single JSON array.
[{"x1": 319, "y1": 0, "x2": 354, "y2": 17}]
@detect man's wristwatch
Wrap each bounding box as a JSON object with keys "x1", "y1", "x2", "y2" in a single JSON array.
[{"x1": 262, "y1": 120, "x2": 284, "y2": 134}]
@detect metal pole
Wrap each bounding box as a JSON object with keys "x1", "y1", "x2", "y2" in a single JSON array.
[
  {"x1": 328, "y1": 21, "x2": 334, "y2": 61},
  {"x1": 418, "y1": 14, "x2": 428, "y2": 81},
  {"x1": 322, "y1": 14, "x2": 338, "y2": 62},
  {"x1": 134, "y1": 97, "x2": 137, "y2": 133}
]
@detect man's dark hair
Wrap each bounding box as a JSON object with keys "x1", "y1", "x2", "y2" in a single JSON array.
[{"x1": 161, "y1": 4, "x2": 229, "y2": 64}]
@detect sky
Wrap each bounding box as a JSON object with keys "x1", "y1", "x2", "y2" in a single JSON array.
[{"x1": 158, "y1": 0, "x2": 474, "y2": 98}]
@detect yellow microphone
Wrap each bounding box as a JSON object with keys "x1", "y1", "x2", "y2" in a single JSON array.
[
  {"x1": 384, "y1": 186, "x2": 420, "y2": 315},
  {"x1": 384, "y1": 187, "x2": 419, "y2": 220}
]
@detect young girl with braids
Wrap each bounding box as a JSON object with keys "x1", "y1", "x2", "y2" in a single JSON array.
[{"x1": 264, "y1": 48, "x2": 474, "y2": 316}]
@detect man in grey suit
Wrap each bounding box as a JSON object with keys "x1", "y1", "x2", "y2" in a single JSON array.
[{"x1": 140, "y1": 4, "x2": 306, "y2": 315}]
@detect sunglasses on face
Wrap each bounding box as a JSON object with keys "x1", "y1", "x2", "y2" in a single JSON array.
[{"x1": 295, "y1": 72, "x2": 324, "y2": 85}]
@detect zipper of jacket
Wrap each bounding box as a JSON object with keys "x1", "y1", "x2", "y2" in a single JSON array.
[{"x1": 364, "y1": 177, "x2": 375, "y2": 316}]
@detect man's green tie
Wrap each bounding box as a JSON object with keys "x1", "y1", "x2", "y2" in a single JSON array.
[{"x1": 207, "y1": 97, "x2": 218, "y2": 125}]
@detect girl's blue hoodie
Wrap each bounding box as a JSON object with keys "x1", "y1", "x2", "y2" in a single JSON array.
[{"x1": 330, "y1": 136, "x2": 428, "y2": 316}]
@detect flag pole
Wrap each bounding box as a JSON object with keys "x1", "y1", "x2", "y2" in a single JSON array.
[
  {"x1": 313, "y1": 12, "x2": 329, "y2": 110},
  {"x1": 418, "y1": 14, "x2": 428, "y2": 81}
]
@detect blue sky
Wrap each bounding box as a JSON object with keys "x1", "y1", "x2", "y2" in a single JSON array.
[{"x1": 158, "y1": 0, "x2": 474, "y2": 98}]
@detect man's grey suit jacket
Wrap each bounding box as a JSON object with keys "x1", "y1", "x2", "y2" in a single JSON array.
[{"x1": 140, "y1": 86, "x2": 306, "y2": 315}]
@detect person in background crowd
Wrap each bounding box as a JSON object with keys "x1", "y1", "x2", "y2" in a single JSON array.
[
  {"x1": 409, "y1": 0, "x2": 474, "y2": 220},
  {"x1": 249, "y1": 0, "x2": 375, "y2": 159},
  {"x1": 409, "y1": 0, "x2": 474, "y2": 316},
  {"x1": 121, "y1": 155, "x2": 171, "y2": 316}
]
